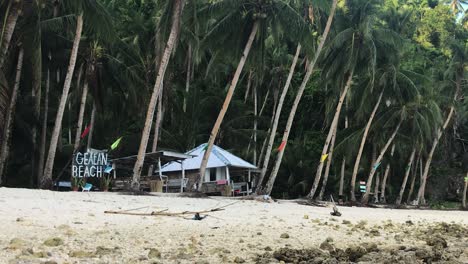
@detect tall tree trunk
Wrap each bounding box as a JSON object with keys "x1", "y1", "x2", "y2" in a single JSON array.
[
  {"x1": 87, "y1": 103, "x2": 96, "y2": 149},
  {"x1": 380, "y1": 144, "x2": 395, "y2": 203},
  {"x1": 339, "y1": 112, "x2": 348, "y2": 199},
  {"x1": 247, "y1": 88, "x2": 270, "y2": 157},
  {"x1": 147, "y1": 87, "x2": 164, "y2": 176},
  {"x1": 256, "y1": 44, "x2": 301, "y2": 190},
  {"x1": 244, "y1": 70, "x2": 253, "y2": 103},
  {"x1": 0, "y1": 48, "x2": 24, "y2": 183},
  {"x1": 132, "y1": 0, "x2": 184, "y2": 191},
  {"x1": 416, "y1": 70, "x2": 461, "y2": 205},
  {"x1": 396, "y1": 147, "x2": 416, "y2": 205},
  {"x1": 462, "y1": 172, "x2": 467, "y2": 209},
  {"x1": 263, "y1": 0, "x2": 338, "y2": 195},
  {"x1": 197, "y1": 21, "x2": 259, "y2": 190},
  {"x1": 373, "y1": 172, "x2": 380, "y2": 203},
  {"x1": 37, "y1": 67, "x2": 50, "y2": 186},
  {"x1": 41, "y1": 13, "x2": 83, "y2": 188},
  {"x1": 362, "y1": 118, "x2": 402, "y2": 204},
  {"x1": 253, "y1": 83, "x2": 258, "y2": 165},
  {"x1": 308, "y1": 69, "x2": 354, "y2": 199},
  {"x1": 318, "y1": 123, "x2": 337, "y2": 200},
  {"x1": 406, "y1": 152, "x2": 420, "y2": 204},
  {"x1": 0, "y1": 1, "x2": 21, "y2": 69},
  {"x1": 30, "y1": 40, "x2": 42, "y2": 187},
  {"x1": 183, "y1": 43, "x2": 191, "y2": 112},
  {"x1": 350, "y1": 90, "x2": 384, "y2": 201},
  {"x1": 73, "y1": 82, "x2": 88, "y2": 152}
]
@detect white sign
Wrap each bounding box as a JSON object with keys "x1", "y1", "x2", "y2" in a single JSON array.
[{"x1": 72, "y1": 149, "x2": 108, "y2": 178}]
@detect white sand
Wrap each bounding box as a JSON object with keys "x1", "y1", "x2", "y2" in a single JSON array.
[{"x1": 0, "y1": 187, "x2": 467, "y2": 263}]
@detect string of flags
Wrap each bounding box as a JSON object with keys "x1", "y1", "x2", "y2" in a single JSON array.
[
  {"x1": 373, "y1": 162, "x2": 381, "y2": 170},
  {"x1": 277, "y1": 141, "x2": 286, "y2": 151},
  {"x1": 111, "y1": 137, "x2": 123, "y2": 150},
  {"x1": 320, "y1": 154, "x2": 329, "y2": 163},
  {"x1": 80, "y1": 124, "x2": 91, "y2": 139}
]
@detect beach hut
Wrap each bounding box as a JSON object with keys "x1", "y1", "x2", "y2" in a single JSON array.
[{"x1": 159, "y1": 143, "x2": 257, "y2": 195}]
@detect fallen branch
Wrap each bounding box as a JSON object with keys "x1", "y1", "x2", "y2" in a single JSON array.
[{"x1": 104, "y1": 201, "x2": 239, "y2": 217}]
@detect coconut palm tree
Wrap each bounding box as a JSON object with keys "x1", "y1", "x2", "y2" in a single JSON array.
[
  {"x1": 0, "y1": 0, "x2": 23, "y2": 69},
  {"x1": 41, "y1": 0, "x2": 113, "y2": 188},
  {"x1": 132, "y1": 0, "x2": 185, "y2": 190},
  {"x1": 308, "y1": 0, "x2": 402, "y2": 199},
  {"x1": 197, "y1": 0, "x2": 308, "y2": 190},
  {"x1": 415, "y1": 41, "x2": 466, "y2": 205},
  {"x1": 262, "y1": 0, "x2": 338, "y2": 195},
  {"x1": 0, "y1": 48, "x2": 24, "y2": 183}
]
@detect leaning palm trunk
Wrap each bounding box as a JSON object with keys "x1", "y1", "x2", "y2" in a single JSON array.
[
  {"x1": 147, "y1": 89, "x2": 164, "y2": 176},
  {"x1": 0, "y1": 48, "x2": 24, "y2": 183},
  {"x1": 462, "y1": 172, "x2": 467, "y2": 209},
  {"x1": 37, "y1": 67, "x2": 50, "y2": 186},
  {"x1": 395, "y1": 147, "x2": 416, "y2": 205},
  {"x1": 416, "y1": 72, "x2": 461, "y2": 205},
  {"x1": 0, "y1": 1, "x2": 21, "y2": 69},
  {"x1": 263, "y1": 0, "x2": 338, "y2": 195},
  {"x1": 256, "y1": 44, "x2": 301, "y2": 190},
  {"x1": 362, "y1": 118, "x2": 402, "y2": 204},
  {"x1": 73, "y1": 82, "x2": 89, "y2": 152},
  {"x1": 406, "y1": 150, "x2": 421, "y2": 203},
  {"x1": 379, "y1": 144, "x2": 395, "y2": 203},
  {"x1": 338, "y1": 114, "x2": 348, "y2": 198},
  {"x1": 308, "y1": 71, "x2": 354, "y2": 199},
  {"x1": 318, "y1": 124, "x2": 337, "y2": 200},
  {"x1": 41, "y1": 14, "x2": 83, "y2": 188},
  {"x1": 350, "y1": 90, "x2": 384, "y2": 201},
  {"x1": 183, "y1": 44, "x2": 192, "y2": 112},
  {"x1": 132, "y1": 0, "x2": 185, "y2": 191},
  {"x1": 197, "y1": 21, "x2": 259, "y2": 190},
  {"x1": 87, "y1": 103, "x2": 96, "y2": 149}
]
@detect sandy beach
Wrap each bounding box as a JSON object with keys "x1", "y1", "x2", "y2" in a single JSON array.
[{"x1": 0, "y1": 188, "x2": 467, "y2": 263}]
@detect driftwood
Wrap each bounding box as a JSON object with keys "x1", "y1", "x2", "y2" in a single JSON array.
[{"x1": 104, "y1": 201, "x2": 238, "y2": 217}]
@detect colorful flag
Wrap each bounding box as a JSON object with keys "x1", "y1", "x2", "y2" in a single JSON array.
[
  {"x1": 464, "y1": 176, "x2": 468, "y2": 183},
  {"x1": 320, "y1": 154, "x2": 328, "y2": 163},
  {"x1": 373, "y1": 162, "x2": 381, "y2": 170},
  {"x1": 104, "y1": 165, "x2": 113, "y2": 174},
  {"x1": 80, "y1": 125, "x2": 91, "y2": 139},
  {"x1": 277, "y1": 141, "x2": 286, "y2": 151},
  {"x1": 111, "y1": 137, "x2": 122, "y2": 150}
]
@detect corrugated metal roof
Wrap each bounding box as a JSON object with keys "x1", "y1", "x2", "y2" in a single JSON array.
[{"x1": 159, "y1": 143, "x2": 257, "y2": 172}]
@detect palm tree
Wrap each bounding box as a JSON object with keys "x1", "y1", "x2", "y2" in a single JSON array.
[
  {"x1": 198, "y1": 0, "x2": 308, "y2": 190},
  {"x1": 395, "y1": 147, "x2": 416, "y2": 205},
  {"x1": 0, "y1": 48, "x2": 24, "y2": 183},
  {"x1": 42, "y1": 0, "x2": 113, "y2": 188},
  {"x1": 262, "y1": 0, "x2": 338, "y2": 195},
  {"x1": 415, "y1": 41, "x2": 466, "y2": 205},
  {"x1": 308, "y1": 0, "x2": 402, "y2": 199},
  {"x1": 41, "y1": 13, "x2": 84, "y2": 188},
  {"x1": 0, "y1": 0, "x2": 22, "y2": 69},
  {"x1": 131, "y1": 0, "x2": 185, "y2": 190}
]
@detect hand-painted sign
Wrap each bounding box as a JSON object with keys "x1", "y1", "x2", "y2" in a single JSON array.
[{"x1": 72, "y1": 148, "x2": 108, "y2": 178}]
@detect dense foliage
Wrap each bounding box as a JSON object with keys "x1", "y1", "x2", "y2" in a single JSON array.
[{"x1": 0, "y1": 0, "x2": 466, "y2": 206}]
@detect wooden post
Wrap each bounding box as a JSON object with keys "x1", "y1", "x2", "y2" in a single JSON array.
[
  {"x1": 226, "y1": 167, "x2": 231, "y2": 185},
  {"x1": 181, "y1": 161, "x2": 185, "y2": 193}
]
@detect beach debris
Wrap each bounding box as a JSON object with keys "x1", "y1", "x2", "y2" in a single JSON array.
[
  {"x1": 280, "y1": 233, "x2": 289, "y2": 239},
  {"x1": 43, "y1": 237, "x2": 63, "y2": 247},
  {"x1": 104, "y1": 201, "x2": 239, "y2": 217},
  {"x1": 303, "y1": 214, "x2": 309, "y2": 219},
  {"x1": 329, "y1": 195, "x2": 342, "y2": 217},
  {"x1": 192, "y1": 213, "x2": 207, "y2": 220}
]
